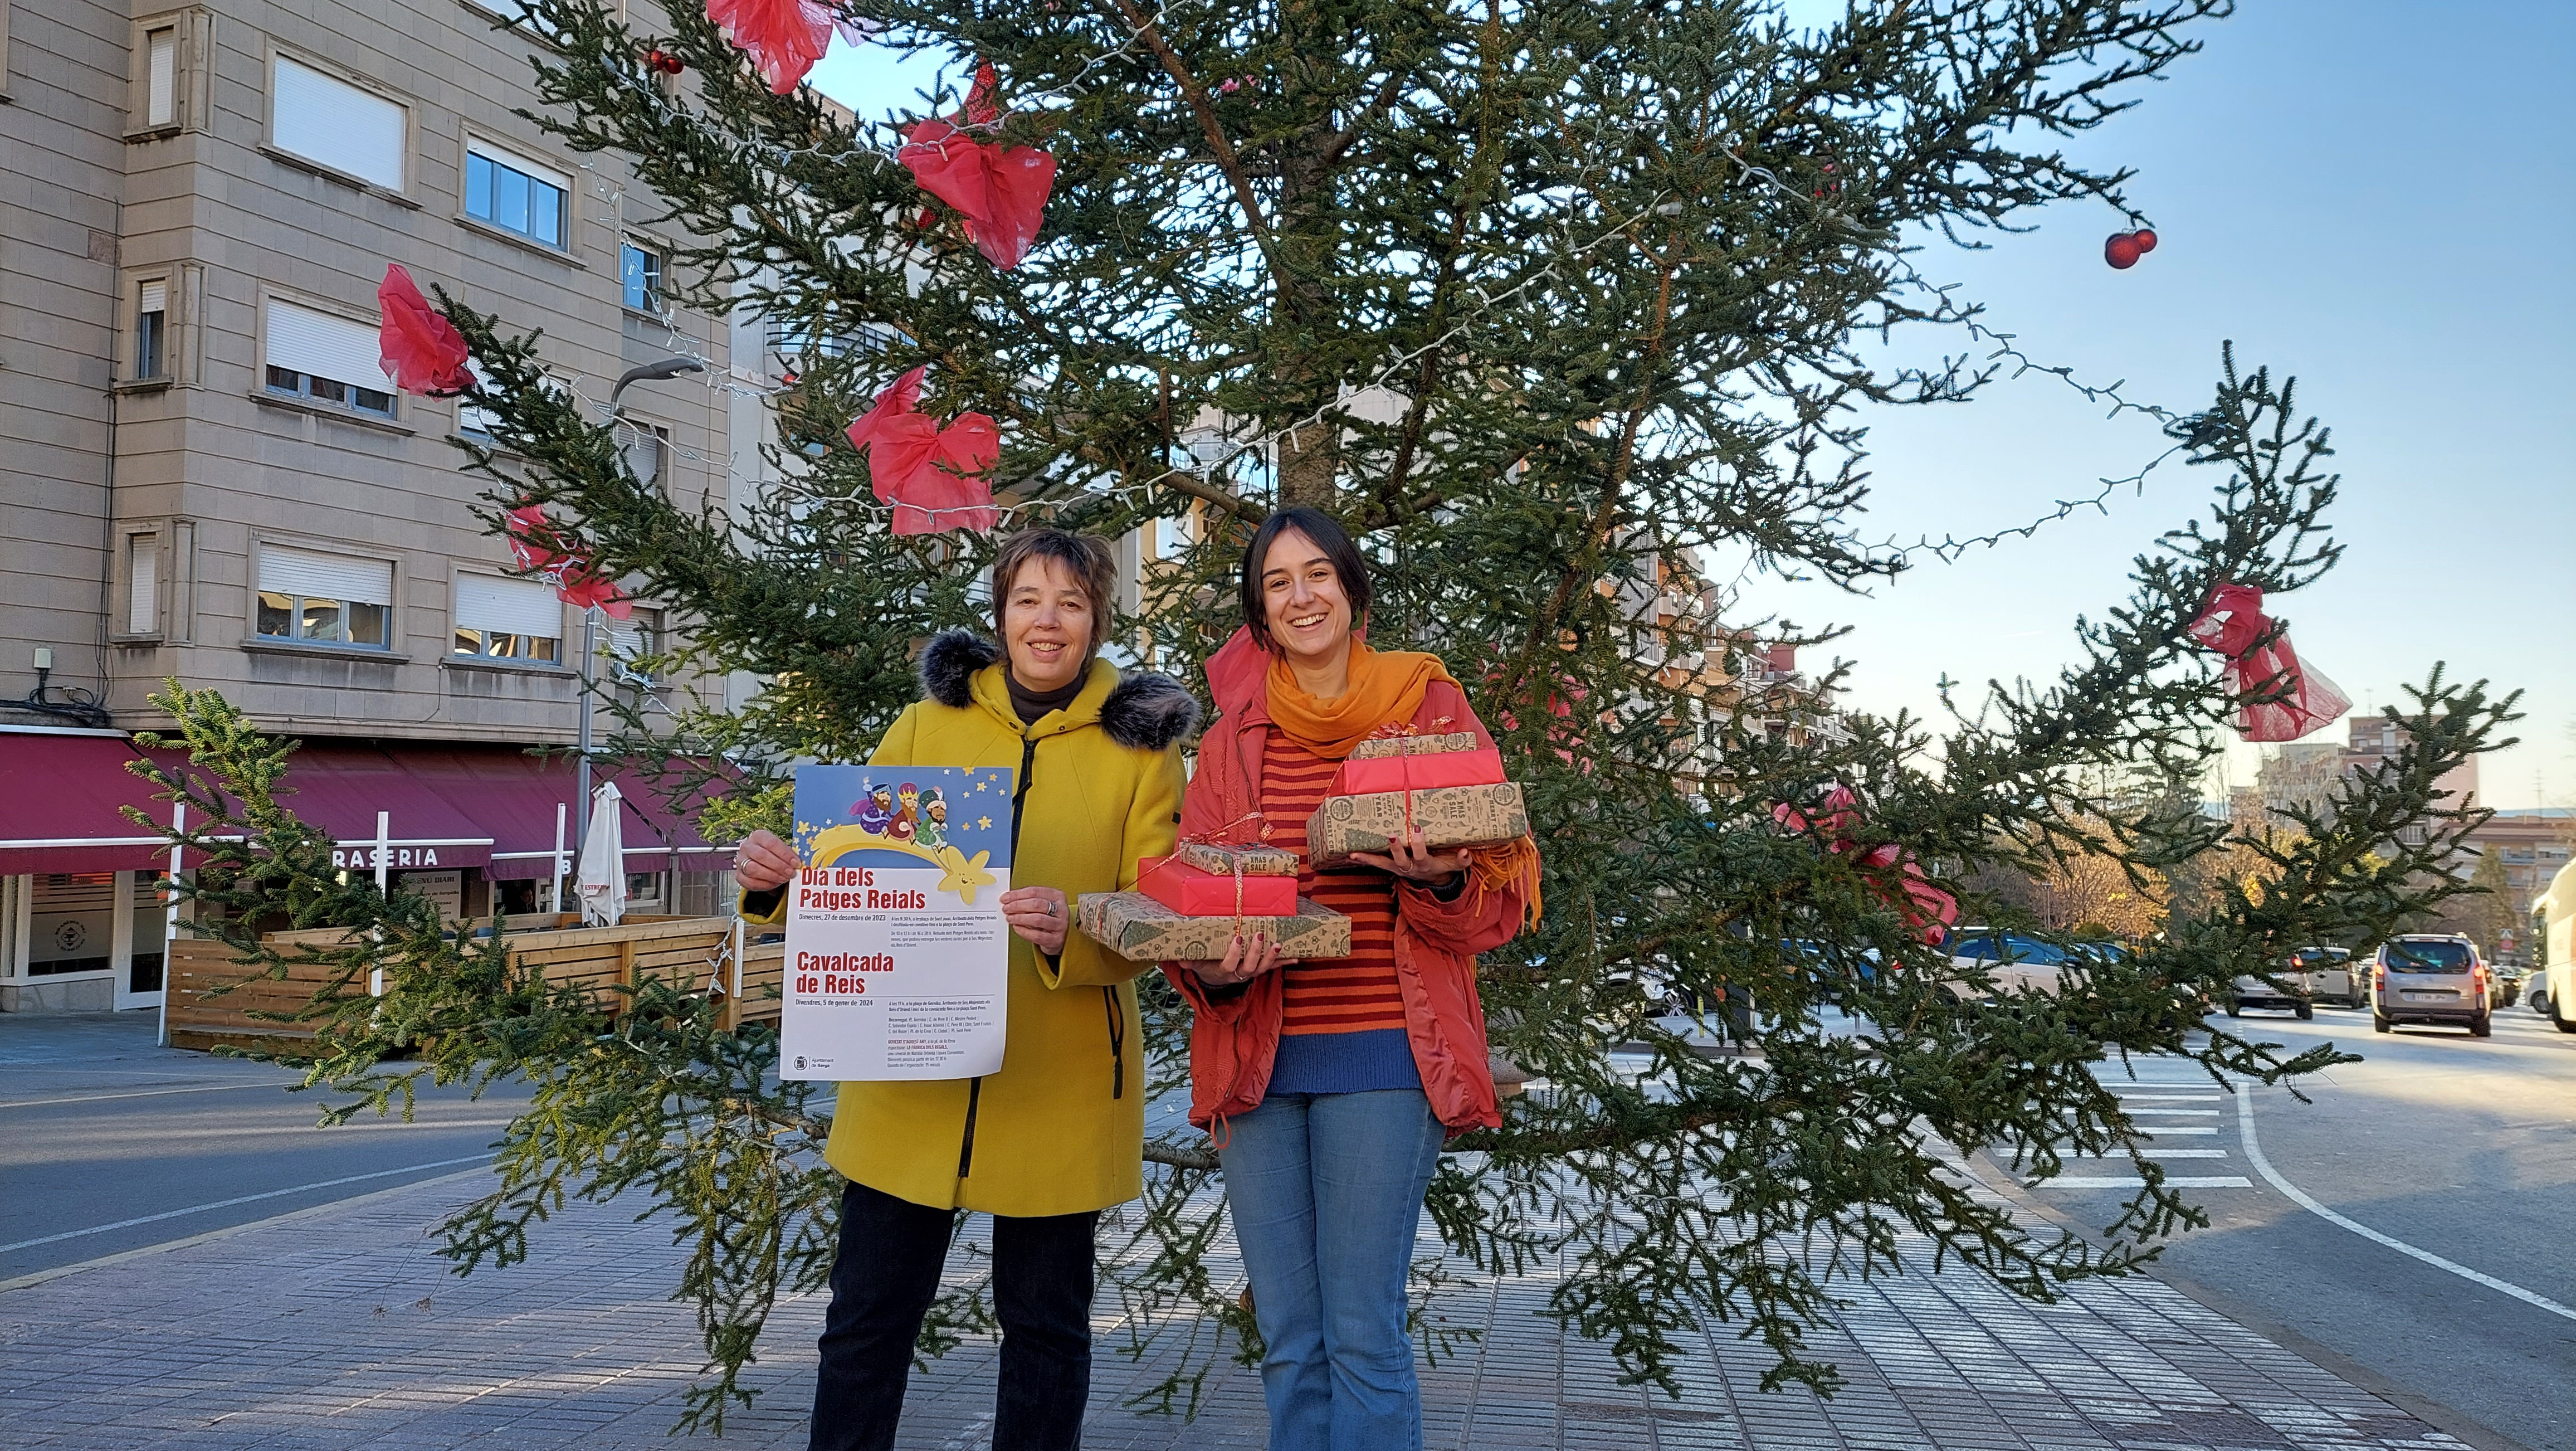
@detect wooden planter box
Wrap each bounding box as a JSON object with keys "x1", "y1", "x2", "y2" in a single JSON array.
[{"x1": 168, "y1": 916, "x2": 777, "y2": 1053}]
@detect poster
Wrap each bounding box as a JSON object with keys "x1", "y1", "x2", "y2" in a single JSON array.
[{"x1": 779, "y1": 765, "x2": 1016, "y2": 1082}]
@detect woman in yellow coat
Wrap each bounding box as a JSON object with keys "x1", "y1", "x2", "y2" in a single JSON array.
[{"x1": 732, "y1": 529, "x2": 1193, "y2": 1451}]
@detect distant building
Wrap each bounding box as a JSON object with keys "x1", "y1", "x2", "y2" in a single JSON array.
[{"x1": 2466, "y1": 809, "x2": 2573, "y2": 947}]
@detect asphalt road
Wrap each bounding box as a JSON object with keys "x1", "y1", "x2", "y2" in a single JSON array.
[
  {"x1": 0, "y1": 1010, "x2": 524, "y2": 1285},
  {"x1": 2014, "y1": 999, "x2": 2576, "y2": 1451}
]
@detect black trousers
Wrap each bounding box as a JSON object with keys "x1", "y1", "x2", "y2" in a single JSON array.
[{"x1": 809, "y1": 1179, "x2": 1098, "y2": 1451}]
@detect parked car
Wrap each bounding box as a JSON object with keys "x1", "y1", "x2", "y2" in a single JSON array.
[
  {"x1": 2370, "y1": 934, "x2": 2492, "y2": 1038},
  {"x1": 2291, "y1": 946, "x2": 2360, "y2": 1007},
  {"x1": 1947, "y1": 930, "x2": 2070, "y2": 996},
  {"x1": 2490, "y1": 963, "x2": 2523, "y2": 1009},
  {"x1": 2228, "y1": 963, "x2": 2314, "y2": 1019}
]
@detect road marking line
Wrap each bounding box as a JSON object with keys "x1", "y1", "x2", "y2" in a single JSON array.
[
  {"x1": 2032, "y1": 1176, "x2": 2252, "y2": 1189},
  {"x1": 2142, "y1": 1126, "x2": 2217, "y2": 1135},
  {"x1": 0, "y1": 1165, "x2": 492, "y2": 1296},
  {"x1": 2122, "y1": 1109, "x2": 2221, "y2": 1117},
  {"x1": 2107, "y1": 1092, "x2": 2224, "y2": 1101},
  {"x1": 0, "y1": 1083, "x2": 286, "y2": 1110},
  {"x1": 2236, "y1": 1085, "x2": 2576, "y2": 1325},
  {"x1": 0, "y1": 1155, "x2": 492, "y2": 1255},
  {"x1": 2067, "y1": 1150, "x2": 2229, "y2": 1158}
]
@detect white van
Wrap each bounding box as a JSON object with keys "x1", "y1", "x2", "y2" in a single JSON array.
[{"x1": 2536, "y1": 859, "x2": 2575, "y2": 1034}]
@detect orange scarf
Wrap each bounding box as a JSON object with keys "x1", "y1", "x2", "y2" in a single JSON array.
[{"x1": 1263, "y1": 641, "x2": 1543, "y2": 928}]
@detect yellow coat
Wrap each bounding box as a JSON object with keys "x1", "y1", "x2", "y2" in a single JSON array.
[{"x1": 747, "y1": 631, "x2": 1193, "y2": 1217}]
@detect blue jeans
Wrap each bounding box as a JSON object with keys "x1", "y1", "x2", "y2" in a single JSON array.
[{"x1": 1221, "y1": 1088, "x2": 1446, "y2": 1451}]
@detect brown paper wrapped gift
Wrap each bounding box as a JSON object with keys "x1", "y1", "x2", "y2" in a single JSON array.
[
  {"x1": 1077, "y1": 892, "x2": 1354, "y2": 961},
  {"x1": 1172, "y1": 840, "x2": 1300, "y2": 878},
  {"x1": 1304, "y1": 782, "x2": 1530, "y2": 868},
  {"x1": 1349, "y1": 731, "x2": 1479, "y2": 759}
]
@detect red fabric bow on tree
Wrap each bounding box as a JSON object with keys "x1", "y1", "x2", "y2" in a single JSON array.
[
  {"x1": 377, "y1": 264, "x2": 474, "y2": 396},
  {"x1": 504, "y1": 505, "x2": 634, "y2": 620},
  {"x1": 705, "y1": 0, "x2": 836, "y2": 94},
  {"x1": 843, "y1": 366, "x2": 1001, "y2": 535},
  {"x1": 2187, "y1": 582, "x2": 2349, "y2": 742},
  {"x1": 1771, "y1": 786, "x2": 1959, "y2": 946},
  {"x1": 897, "y1": 63, "x2": 1058, "y2": 270}
]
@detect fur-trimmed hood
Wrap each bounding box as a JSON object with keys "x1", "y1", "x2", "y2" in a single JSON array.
[{"x1": 915, "y1": 627, "x2": 1200, "y2": 752}]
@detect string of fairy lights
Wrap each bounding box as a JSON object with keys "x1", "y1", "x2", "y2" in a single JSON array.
[{"x1": 478, "y1": 12, "x2": 2193, "y2": 562}]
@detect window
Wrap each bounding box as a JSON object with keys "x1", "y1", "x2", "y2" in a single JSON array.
[
  {"x1": 465, "y1": 141, "x2": 569, "y2": 249},
  {"x1": 257, "y1": 544, "x2": 392, "y2": 648},
  {"x1": 453, "y1": 573, "x2": 563, "y2": 663},
  {"x1": 270, "y1": 54, "x2": 406, "y2": 190},
  {"x1": 263, "y1": 298, "x2": 394, "y2": 416},
  {"x1": 604, "y1": 608, "x2": 662, "y2": 683},
  {"x1": 620, "y1": 242, "x2": 663, "y2": 311},
  {"x1": 621, "y1": 423, "x2": 667, "y2": 492},
  {"x1": 126, "y1": 533, "x2": 159, "y2": 635},
  {"x1": 135, "y1": 279, "x2": 168, "y2": 379},
  {"x1": 144, "y1": 27, "x2": 177, "y2": 126}
]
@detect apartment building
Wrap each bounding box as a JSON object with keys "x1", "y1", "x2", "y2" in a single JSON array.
[{"x1": 0, "y1": 0, "x2": 739, "y2": 1011}]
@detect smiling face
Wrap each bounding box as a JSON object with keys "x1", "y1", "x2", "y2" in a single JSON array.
[
  {"x1": 1258, "y1": 527, "x2": 1356, "y2": 669},
  {"x1": 1002, "y1": 554, "x2": 1095, "y2": 693}
]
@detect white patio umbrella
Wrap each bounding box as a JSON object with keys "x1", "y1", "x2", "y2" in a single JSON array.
[{"x1": 575, "y1": 781, "x2": 628, "y2": 927}]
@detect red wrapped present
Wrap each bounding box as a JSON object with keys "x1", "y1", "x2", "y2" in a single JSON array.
[
  {"x1": 1329, "y1": 746, "x2": 1507, "y2": 796},
  {"x1": 1136, "y1": 856, "x2": 1298, "y2": 918}
]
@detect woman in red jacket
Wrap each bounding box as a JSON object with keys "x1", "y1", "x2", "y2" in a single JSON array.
[{"x1": 1164, "y1": 506, "x2": 1537, "y2": 1451}]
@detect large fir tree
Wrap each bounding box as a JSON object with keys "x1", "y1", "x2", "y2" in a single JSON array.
[{"x1": 137, "y1": 0, "x2": 2519, "y2": 1431}]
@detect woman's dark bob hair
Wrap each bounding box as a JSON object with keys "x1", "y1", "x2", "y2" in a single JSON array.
[{"x1": 1238, "y1": 506, "x2": 1372, "y2": 654}]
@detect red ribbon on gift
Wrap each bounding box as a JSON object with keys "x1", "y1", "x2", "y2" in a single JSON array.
[
  {"x1": 1771, "y1": 785, "x2": 1958, "y2": 946},
  {"x1": 1135, "y1": 810, "x2": 1281, "y2": 924},
  {"x1": 2188, "y1": 582, "x2": 2350, "y2": 743},
  {"x1": 1330, "y1": 747, "x2": 1506, "y2": 796}
]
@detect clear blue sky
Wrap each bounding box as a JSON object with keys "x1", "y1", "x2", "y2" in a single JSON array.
[{"x1": 811, "y1": 3, "x2": 2576, "y2": 808}]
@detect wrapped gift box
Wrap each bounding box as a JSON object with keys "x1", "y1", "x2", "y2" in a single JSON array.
[
  {"x1": 1077, "y1": 892, "x2": 1353, "y2": 961},
  {"x1": 1350, "y1": 731, "x2": 1478, "y2": 759},
  {"x1": 1135, "y1": 855, "x2": 1299, "y2": 917},
  {"x1": 1173, "y1": 840, "x2": 1300, "y2": 878},
  {"x1": 1305, "y1": 782, "x2": 1531, "y2": 868},
  {"x1": 1329, "y1": 746, "x2": 1507, "y2": 796}
]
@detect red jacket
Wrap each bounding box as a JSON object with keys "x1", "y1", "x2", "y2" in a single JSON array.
[{"x1": 1163, "y1": 630, "x2": 1531, "y2": 1137}]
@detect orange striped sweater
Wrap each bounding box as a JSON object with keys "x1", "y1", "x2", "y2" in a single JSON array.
[{"x1": 1259, "y1": 736, "x2": 1419, "y2": 1094}]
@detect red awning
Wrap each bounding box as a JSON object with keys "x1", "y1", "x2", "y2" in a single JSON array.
[
  {"x1": 393, "y1": 747, "x2": 735, "y2": 880},
  {"x1": 0, "y1": 729, "x2": 176, "y2": 875},
  {"x1": 138, "y1": 740, "x2": 496, "y2": 872},
  {"x1": 606, "y1": 760, "x2": 739, "y2": 878}
]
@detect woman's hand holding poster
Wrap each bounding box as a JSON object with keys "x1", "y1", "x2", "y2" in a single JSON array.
[{"x1": 779, "y1": 765, "x2": 1015, "y2": 1082}]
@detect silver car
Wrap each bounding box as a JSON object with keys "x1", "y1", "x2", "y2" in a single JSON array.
[{"x1": 2370, "y1": 934, "x2": 2494, "y2": 1038}]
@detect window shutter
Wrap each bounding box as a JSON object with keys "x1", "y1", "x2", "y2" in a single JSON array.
[
  {"x1": 128, "y1": 537, "x2": 158, "y2": 634},
  {"x1": 146, "y1": 30, "x2": 177, "y2": 126},
  {"x1": 265, "y1": 299, "x2": 384, "y2": 389},
  {"x1": 455, "y1": 574, "x2": 563, "y2": 639},
  {"x1": 140, "y1": 279, "x2": 167, "y2": 316},
  {"x1": 260, "y1": 544, "x2": 392, "y2": 604},
  {"x1": 271, "y1": 56, "x2": 404, "y2": 189},
  {"x1": 464, "y1": 138, "x2": 570, "y2": 193}
]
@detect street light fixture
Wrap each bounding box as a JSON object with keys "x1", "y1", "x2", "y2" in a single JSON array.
[{"x1": 611, "y1": 355, "x2": 705, "y2": 403}]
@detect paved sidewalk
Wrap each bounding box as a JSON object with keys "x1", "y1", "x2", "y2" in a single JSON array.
[{"x1": 0, "y1": 1137, "x2": 2482, "y2": 1451}]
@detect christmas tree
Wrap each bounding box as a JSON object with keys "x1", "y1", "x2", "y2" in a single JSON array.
[{"x1": 136, "y1": 0, "x2": 2519, "y2": 1431}]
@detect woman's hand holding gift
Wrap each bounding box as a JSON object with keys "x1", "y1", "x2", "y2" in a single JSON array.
[{"x1": 1349, "y1": 827, "x2": 1471, "y2": 888}]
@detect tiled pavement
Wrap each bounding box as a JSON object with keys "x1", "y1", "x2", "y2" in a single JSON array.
[{"x1": 0, "y1": 1139, "x2": 2480, "y2": 1451}]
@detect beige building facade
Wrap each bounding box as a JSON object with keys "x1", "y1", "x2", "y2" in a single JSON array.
[{"x1": 1, "y1": 0, "x2": 739, "y2": 1011}]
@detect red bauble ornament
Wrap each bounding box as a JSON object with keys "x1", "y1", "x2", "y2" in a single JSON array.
[
  {"x1": 2104, "y1": 232, "x2": 2142, "y2": 270},
  {"x1": 2132, "y1": 227, "x2": 2158, "y2": 254}
]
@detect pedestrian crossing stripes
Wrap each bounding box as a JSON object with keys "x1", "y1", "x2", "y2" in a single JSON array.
[{"x1": 2140, "y1": 1126, "x2": 2217, "y2": 1134}]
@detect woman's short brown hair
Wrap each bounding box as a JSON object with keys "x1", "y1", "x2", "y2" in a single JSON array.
[{"x1": 991, "y1": 528, "x2": 1118, "y2": 667}]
